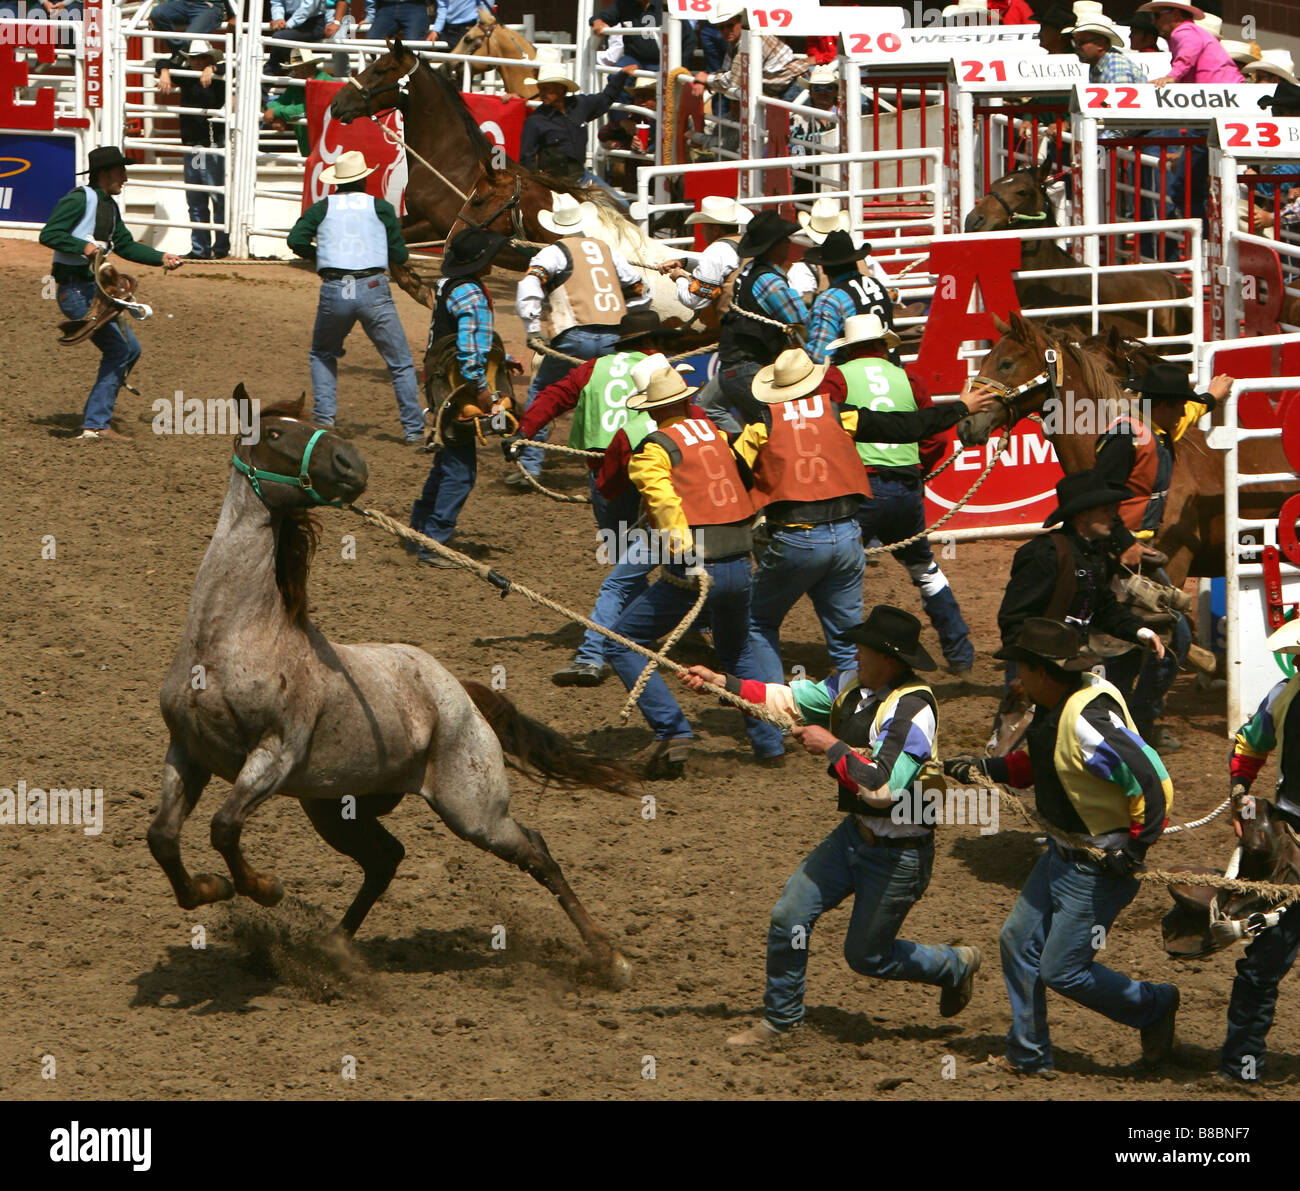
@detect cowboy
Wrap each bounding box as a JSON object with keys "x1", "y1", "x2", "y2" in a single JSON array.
[
  {"x1": 263, "y1": 46, "x2": 335, "y2": 156},
  {"x1": 591, "y1": 0, "x2": 662, "y2": 70},
  {"x1": 1244, "y1": 49, "x2": 1299, "y2": 87},
  {"x1": 502, "y1": 311, "x2": 678, "y2": 684},
  {"x1": 149, "y1": 0, "x2": 231, "y2": 62},
  {"x1": 713, "y1": 209, "x2": 807, "y2": 434},
  {"x1": 944, "y1": 617, "x2": 1179, "y2": 1076},
  {"x1": 1218, "y1": 617, "x2": 1300, "y2": 1086},
  {"x1": 603, "y1": 367, "x2": 780, "y2": 777},
  {"x1": 787, "y1": 196, "x2": 895, "y2": 308},
  {"x1": 411, "y1": 228, "x2": 516, "y2": 566},
  {"x1": 286, "y1": 149, "x2": 426, "y2": 443},
  {"x1": 517, "y1": 61, "x2": 640, "y2": 189},
  {"x1": 166, "y1": 40, "x2": 230, "y2": 261},
  {"x1": 431, "y1": 0, "x2": 496, "y2": 49},
  {"x1": 266, "y1": 0, "x2": 334, "y2": 78},
  {"x1": 803, "y1": 231, "x2": 895, "y2": 364},
  {"x1": 1251, "y1": 82, "x2": 1300, "y2": 233},
  {"x1": 694, "y1": 1, "x2": 811, "y2": 103},
  {"x1": 513, "y1": 194, "x2": 647, "y2": 488},
  {"x1": 656, "y1": 196, "x2": 751, "y2": 313},
  {"x1": 39, "y1": 145, "x2": 184, "y2": 443},
  {"x1": 832, "y1": 314, "x2": 979, "y2": 679},
  {"x1": 366, "y1": 0, "x2": 432, "y2": 43},
  {"x1": 681, "y1": 606, "x2": 982, "y2": 1050},
  {"x1": 1068, "y1": 16, "x2": 1147, "y2": 83}
]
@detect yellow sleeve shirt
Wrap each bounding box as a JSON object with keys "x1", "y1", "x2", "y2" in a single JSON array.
[{"x1": 627, "y1": 438, "x2": 695, "y2": 558}]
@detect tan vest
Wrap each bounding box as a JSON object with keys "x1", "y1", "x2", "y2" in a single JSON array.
[{"x1": 547, "y1": 236, "x2": 628, "y2": 334}]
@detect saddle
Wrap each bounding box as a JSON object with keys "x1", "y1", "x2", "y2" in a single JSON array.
[
  {"x1": 1161, "y1": 798, "x2": 1300, "y2": 958},
  {"x1": 58, "y1": 253, "x2": 153, "y2": 345},
  {"x1": 423, "y1": 332, "x2": 517, "y2": 451}
]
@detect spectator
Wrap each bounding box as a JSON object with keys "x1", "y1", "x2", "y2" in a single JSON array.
[
  {"x1": 1252, "y1": 81, "x2": 1300, "y2": 232},
  {"x1": 989, "y1": 0, "x2": 1036, "y2": 21},
  {"x1": 1243, "y1": 49, "x2": 1298, "y2": 87},
  {"x1": 591, "y1": 0, "x2": 662, "y2": 70},
  {"x1": 1068, "y1": 17, "x2": 1146, "y2": 83},
  {"x1": 366, "y1": 0, "x2": 431, "y2": 42},
  {"x1": 1128, "y1": 9, "x2": 1161, "y2": 53},
  {"x1": 150, "y1": 0, "x2": 231, "y2": 59},
  {"x1": 1142, "y1": 2, "x2": 1244, "y2": 85},
  {"x1": 264, "y1": 46, "x2": 334, "y2": 155},
  {"x1": 266, "y1": 0, "x2": 336, "y2": 78},
  {"x1": 695, "y1": 2, "x2": 811, "y2": 103},
  {"x1": 1220, "y1": 39, "x2": 1261, "y2": 70},
  {"x1": 1035, "y1": 2, "x2": 1074, "y2": 55},
  {"x1": 170, "y1": 41, "x2": 230, "y2": 260},
  {"x1": 433, "y1": 0, "x2": 496, "y2": 48}
]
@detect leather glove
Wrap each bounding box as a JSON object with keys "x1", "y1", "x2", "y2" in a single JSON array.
[
  {"x1": 943, "y1": 754, "x2": 988, "y2": 784},
  {"x1": 1099, "y1": 839, "x2": 1146, "y2": 878},
  {"x1": 501, "y1": 433, "x2": 525, "y2": 461}
]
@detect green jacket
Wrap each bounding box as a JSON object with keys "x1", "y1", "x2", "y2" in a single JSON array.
[
  {"x1": 267, "y1": 70, "x2": 335, "y2": 155},
  {"x1": 39, "y1": 185, "x2": 165, "y2": 283}
]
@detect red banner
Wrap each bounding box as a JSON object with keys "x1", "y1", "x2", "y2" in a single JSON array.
[
  {"x1": 460, "y1": 92, "x2": 526, "y2": 161},
  {"x1": 923, "y1": 422, "x2": 1062, "y2": 533},
  {"x1": 0, "y1": 37, "x2": 56, "y2": 131},
  {"x1": 84, "y1": 0, "x2": 104, "y2": 110}
]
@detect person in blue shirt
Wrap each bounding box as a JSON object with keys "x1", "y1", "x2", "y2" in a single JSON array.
[
  {"x1": 266, "y1": 0, "x2": 333, "y2": 78},
  {"x1": 433, "y1": 0, "x2": 496, "y2": 48},
  {"x1": 148, "y1": 0, "x2": 230, "y2": 59},
  {"x1": 591, "y1": 0, "x2": 661, "y2": 70}
]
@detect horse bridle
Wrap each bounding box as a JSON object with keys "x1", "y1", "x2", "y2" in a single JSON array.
[
  {"x1": 232, "y1": 427, "x2": 347, "y2": 508},
  {"x1": 976, "y1": 346, "x2": 1064, "y2": 429},
  {"x1": 347, "y1": 55, "x2": 419, "y2": 111}
]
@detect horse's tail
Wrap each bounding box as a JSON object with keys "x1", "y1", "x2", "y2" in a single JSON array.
[{"x1": 461, "y1": 681, "x2": 636, "y2": 795}]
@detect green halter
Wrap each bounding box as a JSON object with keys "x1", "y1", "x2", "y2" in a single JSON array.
[{"x1": 231, "y1": 428, "x2": 346, "y2": 508}]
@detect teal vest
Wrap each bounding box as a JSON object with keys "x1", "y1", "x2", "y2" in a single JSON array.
[
  {"x1": 569, "y1": 352, "x2": 656, "y2": 451},
  {"x1": 52, "y1": 185, "x2": 101, "y2": 267},
  {"x1": 316, "y1": 192, "x2": 388, "y2": 273},
  {"x1": 838, "y1": 356, "x2": 920, "y2": 469}
]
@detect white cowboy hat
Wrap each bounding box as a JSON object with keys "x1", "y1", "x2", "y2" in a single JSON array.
[
  {"x1": 289, "y1": 46, "x2": 330, "y2": 68},
  {"x1": 806, "y1": 64, "x2": 839, "y2": 87},
  {"x1": 826, "y1": 312, "x2": 901, "y2": 353},
  {"x1": 1267, "y1": 617, "x2": 1300, "y2": 655},
  {"x1": 684, "y1": 195, "x2": 753, "y2": 227},
  {"x1": 524, "y1": 62, "x2": 579, "y2": 92},
  {"x1": 626, "y1": 367, "x2": 698, "y2": 410},
  {"x1": 942, "y1": 0, "x2": 988, "y2": 17},
  {"x1": 797, "y1": 195, "x2": 850, "y2": 245},
  {"x1": 1244, "y1": 50, "x2": 1299, "y2": 86},
  {"x1": 319, "y1": 150, "x2": 376, "y2": 187},
  {"x1": 538, "y1": 192, "x2": 600, "y2": 235},
  {"x1": 1136, "y1": 2, "x2": 1206, "y2": 21},
  {"x1": 708, "y1": 0, "x2": 746, "y2": 25},
  {"x1": 1221, "y1": 40, "x2": 1260, "y2": 65},
  {"x1": 631, "y1": 354, "x2": 692, "y2": 394},
  {"x1": 1071, "y1": 1, "x2": 1106, "y2": 17},
  {"x1": 1196, "y1": 12, "x2": 1223, "y2": 36},
  {"x1": 186, "y1": 40, "x2": 221, "y2": 60},
  {"x1": 752, "y1": 349, "x2": 829, "y2": 404},
  {"x1": 1065, "y1": 18, "x2": 1125, "y2": 48}
]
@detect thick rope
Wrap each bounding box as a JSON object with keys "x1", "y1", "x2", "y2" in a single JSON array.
[
  {"x1": 620, "y1": 567, "x2": 712, "y2": 721},
  {"x1": 376, "y1": 119, "x2": 470, "y2": 201},
  {"x1": 526, "y1": 332, "x2": 718, "y2": 368},
  {"x1": 1162, "y1": 796, "x2": 1232, "y2": 835},
  {"x1": 348, "y1": 503, "x2": 796, "y2": 732}
]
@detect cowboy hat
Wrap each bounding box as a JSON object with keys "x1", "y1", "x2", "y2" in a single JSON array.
[
  {"x1": 1039, "y1": 3, "x2": 1076, "y2": 30},
  {"x1": 806, "y1": 64, "x2": 839, "y2": 87},
  {"x1": 289, "y1": 45, "x2": 331, "y2": 69},
  {"x1": 320, "y1": 150, "x2": 376, "y2": 187},
  {"x1": 708, "y1": 0, "x2": 746, "y2": 25},
  {"x1": 1065, "y1": 19, "x2": 1125, "y2": 48},
  {"x1": 630, "y1": 354, "x2": 693, "y2": 394},
  {"x1": 1195, "y1": 12, "x2": 1223, "y2": 36},
  {"x1": 1042, "y1": 467, "x2": 1132, "y2": 527},
  {"x1": 752, "y1": 348, "x2": 829, "y2": 404},
  {"x1": 796, "y1": 195, "x2": 851, "y2": 245},
  {"x1": 942, "y1": 0, "x2": 987, "y2": 17},
  {"x1": 993, "y1": 617, "x2": 1101, "y2": 671},
  {"x1": 538, "y1": 192, "x2": 600, "y2": 236},
  {"x1": 1136, "y1": 2, "x2": 1207, "y2": 21},
  {"x1": 1221, "y1": 39, "x2": 1260, "y2": 65},
  {"x1": 1071, "y1": 1, "x2": 1106, "y2": 16},
  {"x1": 841, "y1": 606, "x2": 937, "y2": 672},
  {"x1": 617, "y1": 308, "x2": 677, "y2": 345},
  {"x1": 1245, "y1": 50, "x2": 1299, "y2": 86},
  {"x1": 1260, "y1": 80, "x2": 1300, "y2": 111},
  {"x1": 802, "y1": 229, "x2": 872, "y2": 269},
  {"x1": 79, "y1": 145, "x2": 131, "y2": 174},
  {"x1": 441, "y1": 228, "x2": 507, "y2": 278},
  {"x1": 826, "y1": 312, "x2": 901, "y2": 354},
  {"x1": 736, "y1": 208, "x2": 800, "y2": 258},
  {"x1": 684, "y1": 195, "x2": 752, "y2": 227},
  {"x1": 524, "y1": 63, "x2": 579, "y2": 92},
  {"x1": 1139, "y1": 361, "x2": 1197, "y2": 402},
  {"x1": 626, "y1": 366, "x2": 698, "y2": 410},
  {"x1": 1267, "y1": 617, "x2": 1300, "y2": 655},
  {"x1": 185, "y1": 40, "x2": 221, "y2": 60}
]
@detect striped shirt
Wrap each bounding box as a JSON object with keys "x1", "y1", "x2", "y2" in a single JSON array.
[
  {"x1": 706, "y1": 35, "x2": 811, "y2": 101},
  {"x1": 442, "y1": 280, "x2": 494, "y2": 388}
]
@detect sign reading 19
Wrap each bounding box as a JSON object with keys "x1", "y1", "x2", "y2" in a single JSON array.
[{"x1": 670, "y1": 0, "x2": 796, "y2": 25}]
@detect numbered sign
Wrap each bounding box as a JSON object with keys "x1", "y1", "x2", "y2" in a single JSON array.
[
  {"x1": 845, "y1": 25, "x2": 1044, "y2": 66},
  {"x1": 952, "y1": 53, "x2": 1170, "y2": 91},
  {"x1": 1212, "y1": 117, "x2": 1300, "y2": 155},
  {"x1": 1071, "y1": 82, "x2": 1274, "y2": 123}
]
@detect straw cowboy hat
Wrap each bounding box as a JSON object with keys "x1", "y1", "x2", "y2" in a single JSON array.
[
  {"x1": 1267, "y1": 617, "x2": 1300, "y2": 655},
  {"x1": 1070, "y1": 1, "x2": 1106, "y2": 19},
  {"x1": 1245, "y1": 50, "x2": 1299, "y2": 86},
  {"x1": 1041, "y1": 467, "x2": 1132, "y2": 527},
  {"x1": 524, "y1": 62, "x2": 579, "y2": 92},
  {"x1": 1221, "y1": 40, "x2": 1261, "y2": 66},
  {"x1": 1196, "y1": 12, "x2": 1223, "y2": 36},
  {"x1": 826, "y1": 312, "x2": 901, "y2": 353},
  {"x1": 320, "y1": 150, "x2": 376, "y2": 187},
  {"x1": 993, "y1": 617, "x2": 1101, "y2": 671},
  {"x1": 708, "y1": 0, "x2": 746, "y2": 25},
  {"x1": 1136, "y1": 2, "x2": 1207, "y2": 22},
  {"x1": 289, "y1": 45, "x2": 331, "y2": 69},
  {"x1": 752, "y1": 348, "x2": 829, "y2": 404},
  {"x1": 1065, "y1": 18, "x2": 1125, "y2": 48},
  {"x1": 630, "y1": 354, "x2": 692, "y2": 394},
  {"x1": 842, "y1": 606, "x2": 937, "y2": 672},
  {"x1": 538, "y1": 192, "x2": 600, "y2": 235},
  {"x1": 684, "y1": 195, "x2": 752, "y2": 227},
  {"x1": 186, "y1": 40, "x2": 221, "y2": 60},
  {"x1": 806, "y1": 64, "x2": 839, "y2": 87},
  {"x1": 626, "y1": 366, "x2": 698, "y2": 410},
  {"x1": 796, "y1": 195, "x2": 851, "y2": 245}
]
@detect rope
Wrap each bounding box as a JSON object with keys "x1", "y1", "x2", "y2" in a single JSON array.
[
  {"x1": 376, "y1": 119, "x2": 470, "y2": 201},
  {"x1": 619, "y1": 567, "x2": 712, "y2": 721},
  {"x1": 512, "y1": 459, "x2": 592, "y2": 503},
  {"x1": 525, "y1": 333, "x2": 721, "y2": 370},
  {"x1": 347, "y1": 503, "x2": 797, "y2": 732},
  {"x1": 1161, "y1": 796, "x2": 1233, "y2": 835}
]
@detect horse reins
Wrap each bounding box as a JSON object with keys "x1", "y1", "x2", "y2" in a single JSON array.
[{"x1": 232, "y1": 427, "x2": 347, "y2": 508}]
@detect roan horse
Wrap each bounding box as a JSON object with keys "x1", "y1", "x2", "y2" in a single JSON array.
[
  {"x1": 964, "y1": 163, "x2": 1191, "y2": 342},
  {"x1": 148, "y1": 390, "x2": 632, "y2": 985},
  {"x1": 448, "y1": 6, "x2": 538, "y2": 99}
]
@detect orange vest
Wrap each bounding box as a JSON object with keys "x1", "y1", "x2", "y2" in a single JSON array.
[
  {"x1": 1104, "y1": 414, "x2": 1158, "y2": 532},
  {"x1": 646, "y1": 417, "x2": 755, "y2": 527},
  {"x1": 751, "y1": 393, "x2": 870, "y2": 509}
]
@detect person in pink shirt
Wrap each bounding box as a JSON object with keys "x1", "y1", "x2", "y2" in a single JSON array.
[{"x1": 1138, "y1": 2, "x2": 1245, "y2": 86}]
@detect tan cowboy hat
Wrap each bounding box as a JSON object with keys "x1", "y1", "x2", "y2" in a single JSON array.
[
  {"x1": 1267, "y1": 617, "x2": 1300, "y2": 655},
  {"x1": 1221, "y1": 40, "x2": 1261, "y2": 65},
  {"x1": 538, "y1": 192, "x2": 600, "y2": 236},
  {"x1": 806, "y1": 64, "x2": 839, "y2": 87},
  {"x1": 1196, "y1": 12, "x2": 1223, "y2": 36},
  {"x1": 1065, "y1": 18, "x2": 1125, "y2": 48},
  {"x1": 320, "y1": 150, "x2": 376, "y2": 187},
  {"x1": 186, "y1": 40, "x2": 221, "y2": 60},
  {"x1": 826, "y1": 312, "x2": 901, "y2": 353},
  {"x1": 1136, "y1": 2, "x2": 1206, "y2": 21},
  {"x1": 524, "y1": 62, "x2": 579, "y2": 92},
  {"x1": 684, "y1": 195, "x2": 752, "y2": 227},
  {"x1": 752, "y1": 349, "x2": 829, "y2": 404},
  {"x1": 797, "y1": 195, "x2": 851, "y2": 245},
  {"x1": 708, "y1": 0, "x2": 746, "y2": 25},
  {"x1": 289, "y1": 46, "x2": 330, "y2": 69},
  {"x1": 1245, "y1": 50, "x2": 1299, "y2": 86},
  {"x1": 626, "y1": 367, "x2": 698, "y2": 410},
  {"x1": 631, "y1": 354, "x2": 692, "y2": 393}
]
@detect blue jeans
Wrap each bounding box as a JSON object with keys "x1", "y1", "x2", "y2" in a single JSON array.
[
  {"x1": 520, "y1": 325, "x2": 621, "y2": 475},
  {"x1": 267, "y1": 15, "x2": 326, "y2": 77},
  {"x1": 1103, "y1": 612, "x2": 1192, "y2": 731},
  {"x1": 694, "y1": 373, "x2": 740, "y2": 436},
  {"x1": 856, "y1": 474, "x2": 974, "y2": 670},
  {"x1": 748, "y1": 518, "x2": 863, "y2": 678},
  {"x1": 1221, "y1": 898, "x2": 1300, "y2": 1080},
  {"x1": 309, "y1": 275, "x2": 424, "y2": 438},
  {"x1": 57, "y1": 280, "x2": 142, "y2": 431},
  {"x1": 183, "y1": 147, "x2": 228, "y2": 257},
  {"x1": 369, "y1": 3, "x2": 430, "y2": 41},
  {"x1": 150, "y1": 0, "x2": 222, "y2": 55},
  {"x1": 718, "y1": 359, "x2": 767, "y2": 428},
  {"x1": 999, "y1": 841, "x2": 1176, "y2": 1072},
  {"x1": 605, "y1": 555, "x2": 781, "y2": 758},
  {"x1": 763, "y1": 818, "x2": 968, "y2": 1028},
  {"x1": 573, "y1": 472, "x2": 654, "y2": 668},
  {"x1": 410, "y1": 441, "x2": 477, "y2": 548}
]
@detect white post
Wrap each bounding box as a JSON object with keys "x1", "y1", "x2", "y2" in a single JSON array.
[
  {"x1": 843, "y1": 57, "x2": 862, "y2": 215},
  {"x1": 231, "y1": 0, "x2": 260, "y2": 258},
  {"x1": 576, "y1": 0, "x2": 595, "y2": 94},
  {"x1": 954, "y1": 84, "x2": 974, "y2": 225},
  {"x1": 745, "y1": 29, "x2": 763, "y2": 167},
  {"x1": 1218, "y1": 148, "x2": 1243, "y2": 340},
  {"x1": 1076, "y1": 112, "x2": 1100, "y2": 253}
]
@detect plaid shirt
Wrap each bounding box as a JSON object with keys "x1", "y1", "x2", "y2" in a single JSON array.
[
  {"x1": 805, "y1": 287, "x2": 858, "y2": 364},
  {"x1": 441, "y1": 279, "x2": 494, "y2": 389},
  {"x1": 1089, "y1": 49, "x2": 1148, "y2": 85},
  {"x1": 708, "y1": 35, "x2": 811, "y2": 100},
  {"x1": 750, "y1": 267, "x2": 807, "y2": 327}
]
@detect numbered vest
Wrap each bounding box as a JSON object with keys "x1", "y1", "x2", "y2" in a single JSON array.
[
  {"x1": 643, "y1": 417, "x2": 754, "y2": 528},
  {"x1": 316, "y1": 192, "x2": 389, "y2": 273},
  {"x1": 826, "y1": 270, "x2": 894, "y2": 329},
  {"x1": 838, "y1": 356, "x2": 921, "y2": 468},
  {"x1": 546, "y1": 236, "x2": 628, "y2": 334},
  {"x1": 750, "y1": 393, "x2": 869, "y2": 509},
  {"x1": 569, "y1": 352, "x2": 656, "y2": 451},
  {"x1": 51, "y1": 185, "x2": 103, "y2": 267},
  {"x1": 1270, "y1": 675, "x2": 1300, "y2": 816},
  {"x1": 1098, "y1": 415, "x2": 1169, "y2": 535}
]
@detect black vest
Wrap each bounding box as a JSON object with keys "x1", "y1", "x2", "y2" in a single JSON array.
[
  {"x1": 719, "y1": 261, "x2": 790, "y2": 365},
  {"x1": 429, "y1": 277, "x2": 487, "y2": 348},
  {"x1": 830, "y1": 271, "x2": 894, "y2": 329}
]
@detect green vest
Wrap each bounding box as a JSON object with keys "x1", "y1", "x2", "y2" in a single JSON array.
[
  {"x1": 837, "y1": 356, "x2": 920, "y2": 469},
  {"x1": 568, "y1": 352, "x2": 656, "y2": 451}
]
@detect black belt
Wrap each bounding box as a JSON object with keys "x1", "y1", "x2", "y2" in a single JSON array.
[
  {"x1": 855, "y1": 820, "x2": 931, "y2": 848},
  {"x1": 319, "y1": 267, "x2": 385, "y2": 281}
]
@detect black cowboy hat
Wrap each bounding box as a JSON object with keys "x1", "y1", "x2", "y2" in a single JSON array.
[
  {"x1": 1039, "y1": 3, "x2": 1075, "y2": 30},
  {"x1": 617, "y1": 308, "x2": 679, "y2": 345},
  {"x1": 1128, "y1": 10, "x2": 1157, "y2": 32},
  {"x1": 79, "y1": 145, "x2": 131, "y2": 175},
  {"x1": 737, "y1": 209, "x2": 800, "y2": 259},
  {"x1": 1139, "y1": 361, "x2": 1197, "y2": 402},
  {"x1": 1259, "y1": 80, "x2": 1300, "y2": 112},
  {"x1": 442, "y1": 228, "x2": 508, "y2": 278},
  {"x1": 993, "y1": 617, "x2": 1101, "y2": 671},
  {"x1": 1042, "y1": 466, "x2": 1132, "y2": 527},
  {"x1": 841, "y1": 605, "x2": 937, "y2": 671},
  {"x1": 801, "y1": 229, "x2": 872, "y2": 268}
]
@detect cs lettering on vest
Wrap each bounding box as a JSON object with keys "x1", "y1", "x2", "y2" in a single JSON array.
[{"x1": 783, "y1": 397, "x2": 831, "y2": 486}]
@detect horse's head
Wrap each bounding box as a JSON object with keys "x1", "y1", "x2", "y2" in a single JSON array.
[
  {"x1": 330, "y1": 38, "x2": 419, "y2": 123},
  {"x1": 964, "y1": 162, "x2": 1053, "y2": 233},
  {"x1": 450, "y1": 20, "x2": 486, "y2": 56},
  {"x1": 957, "y1": 311, "x2": 1055, "y2": 446},
  {"x1": 231, "y1": 386, "x2": 368, "y2": 509}
]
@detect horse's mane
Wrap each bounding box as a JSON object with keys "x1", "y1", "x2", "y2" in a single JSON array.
[{"x1": 260, "y1": 400, "x2": 321, "y2": 625}]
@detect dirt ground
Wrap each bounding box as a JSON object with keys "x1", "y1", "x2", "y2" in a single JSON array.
[{"x1": 1, "y1": 237, "x2": 1293, "y2": 1103}]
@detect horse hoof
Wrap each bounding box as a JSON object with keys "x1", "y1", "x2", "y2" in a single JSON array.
[
  {"x1": 189, "y1": 873, "x2": 236, "y2": 905},
  {"x1": 607, "y1": 950, "x2": 633, "y2": 990},
  {"x1": 247, "y1": 874, "x2": 285, "y2": 907}
]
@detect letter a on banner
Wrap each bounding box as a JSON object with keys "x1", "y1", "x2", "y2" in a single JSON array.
[{"x1": 912, "y1": 239, "x2": 1023, "y2": 393}]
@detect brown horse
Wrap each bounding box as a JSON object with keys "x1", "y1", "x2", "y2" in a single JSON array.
[
  {"x1": 448, "y1": 7, "x2": 538, "y2": 99},
  {"x1": 149, "y1": 389, "x2": 633, "y2": 984},
  {"x1": 963, "y1": 163, "x2": 1192, "y2": 342}
]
